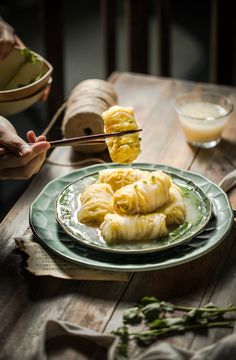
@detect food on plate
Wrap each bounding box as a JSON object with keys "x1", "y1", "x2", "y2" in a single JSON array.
[
  {"x1": 156, "y1": 184, "x2": 186, "y2": 226},
  {"x1": 113, "y1": 170, "x2": 171, "y2": 215},
  {"x1": 100, "y1": 213, "x2": 168, "y2": 244},
  {"x1": 77, "y1": 168, "x2": 186, "y2": 244},
  {"x1": 78, "y1": 183, "x2": 114, "y2": 226},
  {"x1": 97, "y1": 168, "x2": 146, "y2": 192},
  {"x1": 102, "y1": 105, "x2": 141, "y2": 164}
]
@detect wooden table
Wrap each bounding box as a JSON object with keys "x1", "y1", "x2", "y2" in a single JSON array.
[{"x1": 1, "y1": 72, "x2": 236, "y2": 359}]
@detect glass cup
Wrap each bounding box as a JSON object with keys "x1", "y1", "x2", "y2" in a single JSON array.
[{"x1": 175, "y1": 92, "x2": 234, "y2": 148}]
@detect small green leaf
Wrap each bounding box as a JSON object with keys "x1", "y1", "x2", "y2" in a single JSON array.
[
  {"x1": 139, "y1": 296, "x2": 159, "y2": 306},
  {"x1": 149, "y1": 318, "x2": 168, "y2": 329},
  {"x1": 142, "y1": 303, "x2": 162, "y2": 322},
  {"x1": 150, "y1": 317, "x2": 183, "y2": 329},
  {"x1": 123, "y1": 307, "x2": 143, "y2": 325},
  {"x1": 115, "y1": 342, "x2": 128, "y2": 358},
  {"x1": 132, "y1": 331, "x2": 157, "y2": 346},
  {"x1": 204, "y1": 302, "x2": 217, "y2": 309},
  {"x1": 160, "y1": 301, "x2": 175, "y2": 313},
  {"x1": 112, "y1": 325, "x2": 129, "y2": 358}
]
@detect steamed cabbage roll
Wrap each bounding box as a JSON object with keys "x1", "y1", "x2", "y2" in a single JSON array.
[
  {"x1": 101, "y1": 213, "x2": 168, "y2": 244},
  {"x1": 113, "y1": 170, "x2": 171, "y2": 215},
  {"x1": 157, "y1": 184, "x2": 186, "y2": 226},
  {"x1": 102, "y1": 105, "x2": 141, "y2": 164},
  {"x1": 97, "y1": 168, "x2": 146, "y2": 192},
  {"x1": 78, "y1": 183, "x2": 114, "y2": 227}
]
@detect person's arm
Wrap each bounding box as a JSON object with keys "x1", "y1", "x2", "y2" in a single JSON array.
[
  {"x1": 0, "y1": 16, "x2": 23, "y2": 60},
  {"x1": 0, "y1": 116, "x2": 50, "y2": 179}
]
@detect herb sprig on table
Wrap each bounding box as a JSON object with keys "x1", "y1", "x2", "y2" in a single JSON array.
[{"x1": 112, "y1": 297, "x2": 236, "y2": 357}]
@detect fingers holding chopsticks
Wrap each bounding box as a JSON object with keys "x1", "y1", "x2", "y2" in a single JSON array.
[
  {"x1": 27, "y1": 130, "x2": 46, "y2": 143},
  {"x1": 0, "y1": 140, "x2": 49, "y2": 169},
  {"x1": 27, "y1": 130, "x2": 49, "y2": 174},
  {"x1": 0, "y1": 123, "x2": 50, "y2": 179}
]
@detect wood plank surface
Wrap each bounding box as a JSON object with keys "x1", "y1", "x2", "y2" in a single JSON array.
[{"x1": 1, "y1": 72, "x2": 236, "y2": 359}]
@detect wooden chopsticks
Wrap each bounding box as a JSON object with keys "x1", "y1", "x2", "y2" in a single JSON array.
[
  {"x1": 0, "y1": 129, "x2": 142, "y2": 156},
  {"x1": 46, "y1": 129, "x2": 142, "y2": 147}
]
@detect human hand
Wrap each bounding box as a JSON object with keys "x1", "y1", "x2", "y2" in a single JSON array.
[
  {"x1": 0, "y1": 116, "x2": 50, "y2": 179},
  {"x1": 0, "y1": 17, "x2": 24, "y2": 60}
]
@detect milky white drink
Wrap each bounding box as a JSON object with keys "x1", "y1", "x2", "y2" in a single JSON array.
[{"x1": 178, "y1": 102, "x2": 228, "y2": 145}]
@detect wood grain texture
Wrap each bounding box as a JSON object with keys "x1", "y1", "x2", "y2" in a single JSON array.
[{"x1": 1, "y1": 72, "x2": 236, "y2": 359}]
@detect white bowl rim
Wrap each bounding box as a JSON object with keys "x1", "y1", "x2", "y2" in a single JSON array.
[
  {"x1": 175, "y1": 91, "x2": 234, "y2": 120},
  {"x1": 0, "y1": 77, "x2": 52, "y2": 103},
  {"x1": 0, "y1": 47, "x2": 53, "y2": 94}
]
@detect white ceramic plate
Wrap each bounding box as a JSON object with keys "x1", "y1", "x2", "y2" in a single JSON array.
[{"x1": 56, "y1": 166, "x2": 212, "y2": 254}]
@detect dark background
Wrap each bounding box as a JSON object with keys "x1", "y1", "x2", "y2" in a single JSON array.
[{"x1": 0, "y1": 0, "x2": 234, "y2": 220}]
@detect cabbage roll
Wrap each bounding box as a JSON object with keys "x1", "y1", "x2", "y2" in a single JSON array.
[
  {"x1": 101, "y1": 213, "x2": 168, "y2": 244},
  {"x1": 157, "y1": 184, "x2": 186, "y2": 226},
  {"x1": 102, "y1": 105, "x2": 141, "y2": 164},
  {"x1": 78, "y1": 183, "x2": 114, "y2": 227},
  {"x1": 113, "y1": 170, "x2": 171, "y2": 215},
  {"x1": 97, "y1": 168, "x2": 146, "y2": 192}
]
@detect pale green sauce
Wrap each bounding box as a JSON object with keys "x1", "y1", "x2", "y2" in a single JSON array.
[
  {"x1": 59, "y1": 189, "x2": 73, "y2": 206},
  {"x1": 154, "y1": 182, "x2": 207, "y2": 247},
  {"x1": 57, "y1": 174, "x2": 209, "y2": 252},
  {"x1": 157, "y1": 222, "x2": 192, "y2": 246},
  {"x1": 61, "y1": 208, "x2": 71, "y2": 220}
]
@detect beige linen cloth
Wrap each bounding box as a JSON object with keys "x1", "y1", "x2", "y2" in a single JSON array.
[{"x1": 36, "y1": 320, "x2": 236, "y2": 360}]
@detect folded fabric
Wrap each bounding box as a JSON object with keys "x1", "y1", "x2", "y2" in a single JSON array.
[
  {"x1": 36, "y1": 320, "x2": 118, "y2": 360},
  {"x1": 139, "y1": 333, "x2": 236, "y2": 360},
  {"x1": 219, "y1": 169, "x2": 236, "y2": 192},
  {"x1": 36, "y1": 319, "x2": 236, "y2": 360}
]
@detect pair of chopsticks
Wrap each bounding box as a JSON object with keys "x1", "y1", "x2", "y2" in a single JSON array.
[
  {"x1": 47, "y1": 129, "x2": 142, "y2": 147},
  {"x1": 0, "y1": 129, "x2": 142, "y2": 155}
]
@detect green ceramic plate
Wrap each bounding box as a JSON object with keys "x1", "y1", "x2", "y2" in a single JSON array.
[
  {"x1": 30, "y1": 163, "x2": 233, "y2": 272},
  {"x1": 55, "y1": 168, "x2": 212, "y2": 254}
]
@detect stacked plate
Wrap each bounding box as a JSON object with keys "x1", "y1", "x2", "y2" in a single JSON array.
[
  {"x1": 30, "y1": 163, "x2": 233, "y2": 272},
  {"x1": 0, "y1": 47, "x2": 52, "y2": 117}
]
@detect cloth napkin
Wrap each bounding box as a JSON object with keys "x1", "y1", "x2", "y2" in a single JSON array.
[
  {"x1": 219, "y1": 170, "x2": 236, "y2": 192},
  {"x1": 36, "y1": 319, "x2": 236, "y2": 360}
]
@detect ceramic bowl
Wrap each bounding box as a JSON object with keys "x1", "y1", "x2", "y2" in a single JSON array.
[
  {"x1": 0, "y1": 47, "x2": 53, "y2": 101},
  {"x1": 0, "y1": 77, "x2": 52, "y2": 117}
]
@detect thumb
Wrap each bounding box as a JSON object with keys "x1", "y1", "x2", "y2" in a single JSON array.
[{"x1": 0, "y1": 132, "x2": 32, "y2": 156}]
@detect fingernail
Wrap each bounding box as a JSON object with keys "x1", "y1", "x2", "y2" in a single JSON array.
[{"x1": 19, "y1": 144, "x2": 32, "y2": 156}]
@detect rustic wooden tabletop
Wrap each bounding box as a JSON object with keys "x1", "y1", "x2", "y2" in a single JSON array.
[{"x1": 1, "y1": 72, "x2": 236, "y2": 359}]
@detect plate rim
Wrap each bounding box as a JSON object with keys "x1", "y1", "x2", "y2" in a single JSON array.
[
  {"x1": 29, "y1": 163, "x2": 234, "y2": 272},
  {"x1": 55, "y1": 167, "x2": 212, "y2": 254}
]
